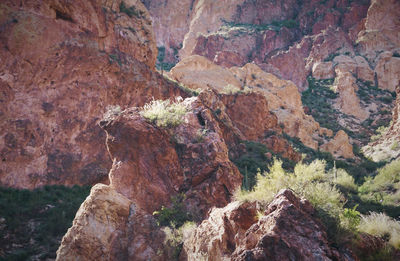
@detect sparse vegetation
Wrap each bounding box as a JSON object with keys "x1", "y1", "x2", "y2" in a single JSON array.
[
  {"x1": 161, "y1": 222, "x2": 196, "y2": 260},
  {"x1": 221, "y1": 18, "x2": 298, "y2": 34},
  {"x1": 235, "y1": 158, "x2": 400, "y2": 252},
  {"x1": 153, "y1": 194, "x2": 191, "y2": 228},
  {"x1": 0, "y1": 185, "x2": 91, "y2": 260},
  {"x1": 231, "y1": 140, "x2": 296, "y2": 191},
  {"x1": 358, "y1": 212, "x2": 400, "y2": 249},
  {"x1": 119, "y1": 1, "x2": 144, "y2": 18},
  {"x1": 140, "y1": 97, "x2": 188, "y2": 128},
  {"x1": 156, "y1": 46, "x2": 177, "y2": 71}
]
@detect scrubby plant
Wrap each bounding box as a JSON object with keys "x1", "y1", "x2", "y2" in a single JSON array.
[
  {"x1": 140, "y1": 97, "x2": 188, "y2": 128},
  {"x1": 358, "y1": 212, "x2": 400, "y2": 249},
  {"x1": 235, "y1": 159, "x2": 346, "y2": 217},
  {"x1": 153, "y1": 194, "x2": 191, "y2": 228},
  {"x1": 359, "y1": 160, "x2": 400, "y2": 194},
  {"x1": 162, "y1": 221, "x2": 197, "y2": 260},
  {"x1": 0, "y1": 185, "x2": 90, "y2": 259},
  {"x1": 332, "y1": 168, "x2": 358, "y2": 191},
  {"x1": 222, "y1": 84, "x2": 241, "y2": 94},
  {"x1": 119, "y1": 1, "x2": 144, "y2": 18}
]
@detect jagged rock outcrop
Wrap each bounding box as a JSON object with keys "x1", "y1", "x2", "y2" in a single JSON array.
[
  {"x1": 182, "y1": 189, "x2": 352, "y2": 260},
  {"x1": 56, "y1": 184, "x2": 166, "y2": 261},
  {"x1": 363, "y1": 85, "x2": 400, "y2": 161},
  {"x1": 320, "y1": 130, "x2": 355, "y2": 159},
  {"x1": 170, "y1": 55, "x2": 332, "y2": 150},
  {"x1": 356, "y1": 0, "x2": 400, "y2": 58},
  {"x1": 333, "y1": 68, "x2": 369, "y2": 121},
  {"x1": 374, "y1": 51, "x2": 400, "y2": 92},
  {"x1": 141, "y1": 0, "x2": 194, "y2": 63},
  {"x1": 0, "y1": 0, "x2": 186, "y2": 188},
  {"x1": 57, "y1": 93, "x2": 246, "y2": 260},
  {"x1": 99, "y1": 94, "x2": 242, "y2": 217},
  {"x1": 312, "y1": 61, "x2": 334, "y2": 80}
]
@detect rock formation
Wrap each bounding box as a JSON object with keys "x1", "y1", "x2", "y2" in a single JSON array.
[
  {"x1": 182, "y1": 189, "x2": 352, "y2": 260},
  {"x1": 169, "y1": 55, "x2": 332, "y2": 150},
  {"x1": 321, "y1": 130, "x2": 355, "y2": 159},
  {"x1": 0, "y1": 0, "x2": 186, "y2": 188}
]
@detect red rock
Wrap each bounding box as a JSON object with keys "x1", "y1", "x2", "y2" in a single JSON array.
[
  {"x1": 268, "y1": 37, "x2": 312, "y2": 91},
  {"x1": 183, "y1": 189, "x2": 353, "y2": 261},
  {"x1": 0, "y1": 0, "x2": 185, "y2": 189},
  {"x1": 100, "y1": 94, "x2": 242, "y2": 217},
  {"x1": 214, "y1": 51, "x2": 248, "y2": 68}
]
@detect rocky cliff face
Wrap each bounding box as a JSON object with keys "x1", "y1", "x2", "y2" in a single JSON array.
[
  {"x1": 2, "y1": 0, "x2": 400, "y2": 260},
  {"x1": 169, "y1": 55, "x2": 333, "y2": 151},
  {"x1": 0, "y1": 0, "x2": 186, "y2": 188}
]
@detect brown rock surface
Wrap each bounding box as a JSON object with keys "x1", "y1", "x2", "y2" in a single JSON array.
[
  {"x1": 356, "y1": 0, "x2": 400, "y2": 57},
  {"x1": 333, "y1": 68, "x2": 369, "y2": 121},
  {"x1": 312, "y1": 61, "x2": 334, "y2": 80},
  {"x1": 169, "y1": 55, "x2": 332, "y2": 150},
  {"x1": 100, "y1": 95, "x2": 242, "y2": 216},
  {"x1": 320, "y1": 130, "x2": 355, "y2": 159},
  {"x1": 56, "y1": 184, "x2": 166, "y2": 261},
  {"x1": 375, "y1": 51, "x2": 400, "y2": 92},
  {"x1": 183, "y1": 189, "x2": 351, "y2": 261},
  {"x1": 0, "y1": 0, "x2": 185, "y2": 188},
  {"x1": 142, "y1": 0, "x2": 194, "y2": 62},
  {"x1": 56, "y1": 184, "x2": 132, "y2": 261},
  {"x1": 182, "y1": 200, "x2": 258, "y2": 260}
]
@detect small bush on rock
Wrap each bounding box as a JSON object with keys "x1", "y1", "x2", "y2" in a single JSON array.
[{"x1": 140, "y1": 97, "x2": 188, "y2": 128}]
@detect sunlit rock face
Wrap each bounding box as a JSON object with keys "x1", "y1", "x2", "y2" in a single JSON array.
[{"x1": 0, "y1": 0, "x2": 186, "y2": 188}]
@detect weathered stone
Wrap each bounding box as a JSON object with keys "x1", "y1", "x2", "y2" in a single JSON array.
[
  {"x1": 183, "y1": 189, "x2": 352, "y2": 261},
  {"x1": 375, "y1": 51, "x2": 400, "y2": 92},
  {"x1": 321, "y1": 130, "x2": 355, "y2": 159},
  {"x1": 312, "y1": 61, "x2": 334, "y2": 80},
  {"x1": 0, "y1": 0, "x2": 184, "y2": 188}
]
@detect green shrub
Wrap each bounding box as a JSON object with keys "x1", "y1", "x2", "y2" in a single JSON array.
[
  {"x1": 332, "y1": 169, "x2": 358, "y2": 191},
  {"x1": 359, "y1": 160, "x2": 400, "y2": 193},
  {"x1": 235, "y1": 159, "x2": 345, "y2": 215},
  {"x1": 340, "y1": 205, "x2": 361, "y2": 231},
  {"x1": 0, "y1": 185, "x2": 90, "y2": 259},
  {"x1": 162, "y1": 222, "x2": 196, "y2": 260},
  {"x1": 119, "y1": 2, "x2": 144, "y2": 18},
  {"x1": 140, "y1": 97, "x2": 188, "y2": 128},
  {"x1": 153, "y1": 194, "x2": 191, "y2": 227}
]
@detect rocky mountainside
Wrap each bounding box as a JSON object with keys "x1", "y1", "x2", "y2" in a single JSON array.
[{"x1": 0, "y1": 0, "x2": 400, "y2": 260}]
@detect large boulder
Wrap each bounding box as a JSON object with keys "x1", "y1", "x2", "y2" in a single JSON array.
[
  {"x1": 320, "y1": 130, "x2": 355, "y2": 159},
  {"x1": 99, "y1": 94, "x2": 243, "y2": 217},
  {"x1": 375, "y1": 51, "x2": 400, "y2": 92},
  {"x1": 182, "y1": 189, "x2": 352, "y2": 261}
]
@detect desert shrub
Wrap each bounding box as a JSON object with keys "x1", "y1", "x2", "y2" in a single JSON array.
[
  {"x1": 140, "y1": 97, "x2": 188, "y2": 127},
  {"x1": 235, "y1": 159, "x2": 369, "y2": 243},
  {"x1": 231, "y1": 141, "x2": 296, "y2": 191},
  {"x1": 340, "y1": 205, "x2": 361, "y2": 231},
  {"x1": 119, "y1": 1, "x2": 144, "y2": 18},
  {"x1": 332, "y1": 168, "x2": 358, "y2": 191},
  {"x1": 359, "y1": 160, "x2": 400, "y2": 193},
  {"x1": 222, "y1": 84, "x2": 241, "y2": 94},
  {"x1": 236, "y1": 160, "x2": 345, "y2": 215},
  {"x1": 0, "y1": 185, "x2": 90, "y2": 259},
  {"x1": 358, "y1": 212, "x2": 400, "y2": 249},
  {"x1": 153, "y1": 194, "x2": 191, "y2": 228},
  {"x1": 162, "y1": 222, "x2": 196, "y2": 260}
]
